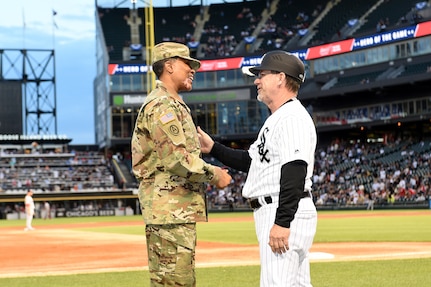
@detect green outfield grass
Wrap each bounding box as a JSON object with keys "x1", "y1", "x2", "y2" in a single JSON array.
[
  {"x1": 314, "y1": 210, "x2": 431, "y2": 242},
  {"x1": 4, "y1": 209, "x2": 429, "y2": 243},
  {"x1": 1, "y1": 210, "x2": 430, "y2": 287},
  {"x1": 1, "y1": 259, "x2": 430, "y2": 287}
]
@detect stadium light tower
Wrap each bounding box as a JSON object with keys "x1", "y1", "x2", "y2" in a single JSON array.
[
  {"x1": 144, "y1": 0, "x2": 155, "y2": 93},
  {"x1": 0, "y1": 49, "x2": 57, "y2": 136}
]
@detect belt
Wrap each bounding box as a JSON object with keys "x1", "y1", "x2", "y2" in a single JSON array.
[{"x1": 249, "y1": 192, "x2": 311, "y2": 210}]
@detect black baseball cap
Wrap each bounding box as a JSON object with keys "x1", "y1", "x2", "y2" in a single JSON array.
[{"x1": 249, "y1": 51, "x2": 305, "y2": 83}]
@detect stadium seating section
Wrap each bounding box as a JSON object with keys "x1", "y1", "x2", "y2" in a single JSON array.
[
  {"x1": 354, "y1": 0, "x2": 424, "y2": 36},
  {"x1": 98, "y1": 0, "x2": 430, "y2": 60},
  {"x1": 3, "y1": 1, "x2": 428, "y2": 213},
  {"x1": 98, "y1": 7, "x2": 131, "y2": 61},
  {"x1": 0, "y1": 150, "x2": 116, "y2": 193},
  {"x1": 1, "y1": 134, "x2": 429, "y2": 211},
  {"x1": 204, "y1": 138, "x2": 431, "y2": 209},
  {"x1": 153, "y1": 5, "x2": 201, "y2": 44}
]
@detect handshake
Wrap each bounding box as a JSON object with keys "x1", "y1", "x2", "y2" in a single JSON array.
[{"x1": 212, "y1": 166, "x2": 232, "y2": 189}]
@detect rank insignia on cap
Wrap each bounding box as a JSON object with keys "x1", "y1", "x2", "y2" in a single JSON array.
[{"x1": 160, "y1": 112, "x2": 175, "y2": 124}]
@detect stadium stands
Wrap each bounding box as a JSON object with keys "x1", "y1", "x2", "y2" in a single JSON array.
[
  {"x1": 0, "y1": 150, "x2": 116, "y2": 193},
  {"x1": 401, "y1": 60, "x2": 431, "y2": 77},
  {"x1": 353, "y1": 0, "x2": 426, "y2": 37},
  {"x1": 3, "y1": 1, "x2": 430, "y2": 218},
  {"x1": 307, "y1": 138, "x2": 430, "y2": 208},
  {"x1": 204, "y1": 137, "x2": 431, "y2": 210},
  {"x1": 200, "y1": 1, "x2": 266, "y2": 57},
  {"x1": 97, "y1": 0, "x2": 431, "y2": 59},
  {"x1": 98, "y1": 7, "x2": 131, "y2": 61},
  {"x1": 153, "y1": 5, "x2": 201, "y2": 45},
  {"x1": 331, "y1": 69, "x2": 387, "y2": 88},
  {"x1": 308, "y1": 0, "x2": 378, "y2": 45},
  {"x1": 92, "y1": 0, "x2": 431, "y2": 210},
  {"x1": 2, "y1": 134, "x2": 428, "y2": 213},
  {"x1": 257, "y1": 0, "x2": 323, "y2": 52}
]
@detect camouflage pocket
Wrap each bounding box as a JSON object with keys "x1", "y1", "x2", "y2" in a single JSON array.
[
  {"x1": 146, "y1": 224, "x2": 196, "y2": 286},
  {"x1": 147, "y1": 223, "x2": 196, "y2": 250}
]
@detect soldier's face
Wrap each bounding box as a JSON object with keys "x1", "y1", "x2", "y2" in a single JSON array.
[{"x1": 172, "y1": 58, "x2": 196, "y2": 92}]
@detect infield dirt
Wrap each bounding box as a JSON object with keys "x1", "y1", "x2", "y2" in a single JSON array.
[{"x1": 1, "y1": 211, "x2": 430, "y2": 278}]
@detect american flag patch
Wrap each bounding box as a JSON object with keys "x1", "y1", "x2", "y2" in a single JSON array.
[{"x1": 160, "y1": 112, "x2": 175, "y2": 124}]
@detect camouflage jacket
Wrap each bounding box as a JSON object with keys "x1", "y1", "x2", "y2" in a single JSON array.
[{"x1": 131, "y1": 81, "x2": 217, "y2": 224}]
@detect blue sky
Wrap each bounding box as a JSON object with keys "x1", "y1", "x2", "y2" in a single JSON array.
[{"x1": 0, "y1": 0, "x2": 238, "y2": 145}]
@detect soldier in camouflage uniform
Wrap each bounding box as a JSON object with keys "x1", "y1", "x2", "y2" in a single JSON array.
[{"x1": 131, "y1": 42, "x2": 232, "y2": 286}]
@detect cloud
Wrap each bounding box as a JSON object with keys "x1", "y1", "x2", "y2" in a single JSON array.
[
  {"x1": 0, "y1": 0, "x2": 97, "y2": 144},
  {"x1": 0, "y1": 0, "x2": 95, "y2": 47}
]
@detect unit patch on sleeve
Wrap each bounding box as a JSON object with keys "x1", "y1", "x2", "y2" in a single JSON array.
[{"x1": 159, "y1": 110, "x2": 186, "y2": 145}]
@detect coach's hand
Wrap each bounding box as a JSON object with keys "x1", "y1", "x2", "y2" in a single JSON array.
[
  {"x1": 197, "y1": 126, "x2": 215, "y2": 154},
  {"x1": 268, "y1": 224, "x2": 290, "y2": 254}
]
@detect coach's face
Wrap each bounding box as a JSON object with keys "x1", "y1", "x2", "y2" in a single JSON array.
[{"x1": 254, "y1": 70, "x2": 279, "y2": 104}]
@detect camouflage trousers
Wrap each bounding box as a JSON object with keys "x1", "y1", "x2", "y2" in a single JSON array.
[{"x1": 146, "y1": 223, "x2": 197, "y2": 287}]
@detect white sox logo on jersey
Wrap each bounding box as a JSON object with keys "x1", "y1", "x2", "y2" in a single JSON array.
[{"x1": 257, "y1": 127, "x2": 270, "y2": 163}]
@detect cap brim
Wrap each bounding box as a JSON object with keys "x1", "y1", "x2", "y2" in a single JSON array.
[
  {"x1": 249, "y1": 66, "x2": 264, "y2": 76},
  {"x1": 179, "y1": 56, "x2": 201, "y2": 71},
  {"x1": 241, "y1": 66, "x2": 256, "y2": 77}
]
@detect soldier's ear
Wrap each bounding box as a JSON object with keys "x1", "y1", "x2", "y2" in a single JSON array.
[{"x1": 164, "y1": 60, "x2": 174, "y2": 74}]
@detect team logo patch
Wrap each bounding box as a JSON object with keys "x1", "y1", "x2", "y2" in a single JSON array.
[
  {"x1": 258, "y1": 127, "x2": 270, "y2": 163},
  {"x1": 169, "y1": 125, "x2": 180, "y2": 136}
]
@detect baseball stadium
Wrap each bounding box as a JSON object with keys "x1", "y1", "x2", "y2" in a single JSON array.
[{"x1": 1, "y1": 0, "x2": 431, "y2": 286}]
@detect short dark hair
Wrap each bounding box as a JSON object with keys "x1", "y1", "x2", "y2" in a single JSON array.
[
  {"x1": 152, "y1": 60, "x2": 165, "y2": 78},
  {"x1": 152, "y1": 58, "x2": 174, "y2": 78}
]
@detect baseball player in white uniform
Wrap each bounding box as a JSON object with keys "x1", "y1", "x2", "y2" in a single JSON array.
[
  {"x1": 24, "y1": 189, "x2": 35, "y2": 231},
  {"x1": 198, "y1": 50, "x2": 317, "y2": 286}
]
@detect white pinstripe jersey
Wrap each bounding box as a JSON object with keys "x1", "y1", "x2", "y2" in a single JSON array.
[{"x1": 242, "y1": 98, "x2": 317, "y2": 199}]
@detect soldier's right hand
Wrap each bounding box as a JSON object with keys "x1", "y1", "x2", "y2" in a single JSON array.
[{"x1": 213, "y1": 166, "x2": 232, "y2": 189}]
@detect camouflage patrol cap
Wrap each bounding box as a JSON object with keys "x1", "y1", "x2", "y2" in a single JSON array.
[
  {"x1": 152, "y1": 42, "x2": 201, "y2": 71},
  {"x1": 249, "y1": 50, "x2": 306, "y2": 83}
]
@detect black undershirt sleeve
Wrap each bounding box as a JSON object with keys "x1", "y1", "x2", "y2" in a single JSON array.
[
  {"x1": 209, "y1": 141, "x2": 251, "y2": 172},
  {"x1": 275, "y1": 160, "x2": 307, "y2": 228}
]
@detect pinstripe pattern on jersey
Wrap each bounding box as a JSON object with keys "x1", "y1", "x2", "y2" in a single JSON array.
[
  {"x1": 243, "y1": 98, "x2": 317, "y2": 286},
  {"x1": 243, "y1": 99, "x2": 316, "y2": 199},
  {"x1": 254, "y1": 198, "x2": 317, "y2": 287}
]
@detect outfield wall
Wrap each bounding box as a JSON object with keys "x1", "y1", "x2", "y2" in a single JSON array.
[{"x1": 0, "y1": 189, "x2": 429, "y2": 219}]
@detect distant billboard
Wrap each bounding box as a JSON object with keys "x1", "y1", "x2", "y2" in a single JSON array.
[
  {"x1": 0, "y1": 82, "x2": 23, "y2": 134},
  {"x1": 110, "y1": 88, "x2": 251, "y2": 106}
]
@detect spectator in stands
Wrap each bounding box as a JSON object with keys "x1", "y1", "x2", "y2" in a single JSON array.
[
  {"x1": 411, "y1": 11, "x2": 423, "y2": 24},
  {"x1": 376, "y1": 19, "x2": 387, "y2": 32},
  {"x1": 130, "y1": 42, "x2": 231, "y2": 286},
  {"x1": 31, "y1": 141, "x2": 41, "y2": 154},
  {"x1": 24, "y1": 189, "x2": 35, "y2": 231}
]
